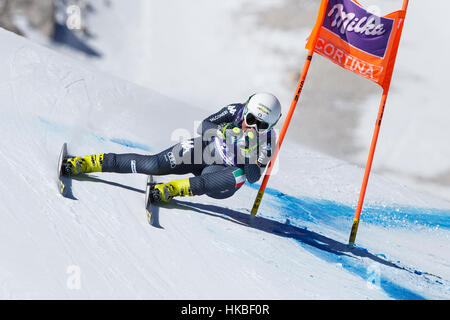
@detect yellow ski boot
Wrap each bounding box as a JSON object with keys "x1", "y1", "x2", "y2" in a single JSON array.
[
  {"x1": 64, "y1": 154, "x2": 104, "y2": 176},
  {"x1": 151, "y1": 178, "x2": 193, "y2": 203}
]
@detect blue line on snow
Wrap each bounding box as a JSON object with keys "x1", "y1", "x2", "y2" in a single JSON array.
[
  {"x1": 109, "y1": 138, "x2": 151, "y2": 152},
  {"x1": 244, "y1": 182, "x2": 450, "y2": 299},
  {"x1": 38, "y1": 117, "x2": 152, "y2": 152},
  {"x1": 38, "y1": 117, "x2": 67, "y2": 134},
  {"x1": 245, "y1": 183, "x2": 450, "y2": 230},
  {"x1": 307, "y1": 244, "x2": 427, "y2": 300}
]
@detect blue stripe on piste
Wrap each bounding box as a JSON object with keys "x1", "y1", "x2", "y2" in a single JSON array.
[
  {"x1": 108, "y1": 138, "x2": 151, "y2": 151},
  {"x1": 245, "y1": 182, "x2": 450, "y2": 230},
  {"x1": 38, "y1": 117, "x2": 152, "y2": 152},
  {"x1": 300, "y1": 241, "x2": 427, "y2": 300},
  {"x1": 244, "y1": 182, "x2": 441, "y2": 300}
]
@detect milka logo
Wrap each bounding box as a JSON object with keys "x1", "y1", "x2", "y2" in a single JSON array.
[{"x1": 328, "y1": 4, "x2": 386, "y2": 36}]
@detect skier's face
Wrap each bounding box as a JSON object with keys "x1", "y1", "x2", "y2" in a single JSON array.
[
  {"x1": 241, "y1": 120, "x2": 259, "y2": 136},
  {"x1": 243, "y1": 112, "x2": 269, "y2": 134}
]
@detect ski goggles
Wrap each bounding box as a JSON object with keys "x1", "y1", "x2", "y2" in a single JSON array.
[{"x1": 244, "y1": 112, "x2": 270, "y2": 133}]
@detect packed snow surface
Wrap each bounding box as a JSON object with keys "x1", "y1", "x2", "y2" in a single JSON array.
[{"x1": 0, "y1": 28, "x2": 449, "y2": 299}]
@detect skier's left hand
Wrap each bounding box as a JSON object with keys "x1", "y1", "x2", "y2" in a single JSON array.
[{"x1": 218, "y1": 123, "x2": 241, "y2": 139}]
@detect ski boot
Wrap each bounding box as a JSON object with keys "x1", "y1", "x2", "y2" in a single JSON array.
[
  {"x1": 63, "y1": 154, "x2": 104, "y2": 176},
  {"x1": 151, "y1": 178, "x2": 193, "y2": 203}
]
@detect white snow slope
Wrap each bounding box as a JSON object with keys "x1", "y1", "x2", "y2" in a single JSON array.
[{"x1": 0, "y1": 28, "x2": 449, "y2": 300}]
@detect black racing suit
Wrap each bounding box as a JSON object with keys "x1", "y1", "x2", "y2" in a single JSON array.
[{"x1": 102, "y1": 103, "x2": 276, "y2": 199}]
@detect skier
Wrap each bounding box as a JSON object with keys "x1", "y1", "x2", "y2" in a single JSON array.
[{"x1": 62, "y1": 93, "x2": 282, "y2": 204}]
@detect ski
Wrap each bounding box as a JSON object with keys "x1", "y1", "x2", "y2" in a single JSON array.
[
  {"x1": 57, "y1": 142, "x2": 68, "y2": 196},
  {"x1": 145, "y1": 175, "x2": 157, "y2": 226}
]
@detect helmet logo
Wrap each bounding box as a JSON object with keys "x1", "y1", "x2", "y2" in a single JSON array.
[
  {"x1": 257, "y1": 104, "x2": 271, "y2": 116},
  {"x1": 260, "y1": 103, "x2": 272, "y2": 112}
]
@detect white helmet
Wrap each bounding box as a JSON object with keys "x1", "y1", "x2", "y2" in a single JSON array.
[{"x1": 243, "y1": 93, "x2": 282, "y2": 133}]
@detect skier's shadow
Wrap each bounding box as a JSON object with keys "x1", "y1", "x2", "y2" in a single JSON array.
[
  {"x1": 168, "y1": 199, "x2": 410, "y2": 272},
  {"x1": 72, "y1": 174, "x2": 146, "y2": 194},
  {"x1": 71, "y1": 174, "x2": 163, "y2": 228}
]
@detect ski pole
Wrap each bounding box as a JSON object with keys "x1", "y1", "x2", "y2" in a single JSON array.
[
  {"x1": 251, "y1": 49, "x2": 315, "y2": 215},
  {"x1": 348, "y1": 88, "x2": 389, "y2": 245},
  {"x1": 349, "y1": 0, "x2": 409, "y2": 245},
  {"x1": 250, "y1": 0, "x2": 330, "y2": 216}
]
